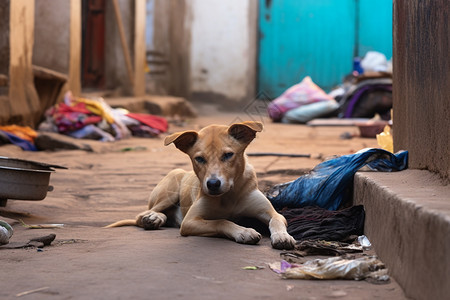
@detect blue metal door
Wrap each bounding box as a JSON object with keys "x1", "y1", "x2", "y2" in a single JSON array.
[{"x1": 258, "y1": 0, "x2": 392, "y2": 98}]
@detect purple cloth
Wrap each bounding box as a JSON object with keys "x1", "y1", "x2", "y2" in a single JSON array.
[{"x1": 344, "y1": 85, "x2": 392, "y2": 118}]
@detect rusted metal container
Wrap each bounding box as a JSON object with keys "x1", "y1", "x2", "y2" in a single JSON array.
[{"x1": 0, "y1": 156, "x2": 66, "y2": 206}]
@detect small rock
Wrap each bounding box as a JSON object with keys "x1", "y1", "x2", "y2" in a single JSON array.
[{"x1": 29, "y1": 233, "x2": 56, "y2": 246}]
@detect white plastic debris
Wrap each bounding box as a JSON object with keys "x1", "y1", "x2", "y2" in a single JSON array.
[
  {"x1": 0, "y1": 220, "x2": 13, "y2": 245},
  {"x1": 358, "y1": 235, "x2": 372, "y2": 250}
]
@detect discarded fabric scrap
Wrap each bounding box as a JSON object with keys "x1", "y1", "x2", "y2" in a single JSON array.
[
  {"x1": 281, "y1": 240, "x2": 363, "y2": 258},
  {"x1": 0, "y1": 125, "x2": 38, "y2": 151},
  {"x1": 280, "y1": 205, "x2": 365, "y2": 242}
]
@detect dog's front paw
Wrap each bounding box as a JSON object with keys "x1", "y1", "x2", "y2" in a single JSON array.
[
  {"x1": 141, "y1": 212, "x2": 167, "y2": 230},
  {"x1": 233, "y1": 228, "x2": 261, "y2": 245},
  {"x1": 271, "y1": 232, "x2": 296, "y2": 250}
]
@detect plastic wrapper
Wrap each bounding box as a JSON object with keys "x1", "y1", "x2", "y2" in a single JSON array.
[
  {"x1": 376, "y1": 125, "x2": 393, "y2": 153},
  {"x1": 360, "y1": 51, "x2": 389, "y2": 72},
  {"x1": 268, "y1": 148, "x2": 408, "y2": 211},
  {"x1": 0, "y1": 220, "x2": 13, "y2": 245},
  {"x1": 269, "y1": 256, "x2": 389, "y2": 282}
]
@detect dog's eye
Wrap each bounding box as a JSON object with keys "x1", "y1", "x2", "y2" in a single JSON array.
[
  {"x1": 221, "y1": 152, "x2": 234, "y2": 161},
  {"x1": 195, "y1": 156, "x2": 207, "y2": 164}
]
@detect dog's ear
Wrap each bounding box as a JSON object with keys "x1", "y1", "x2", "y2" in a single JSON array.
[
  {"x1": 228, "y1": 121, "x2": 263, "y2": 144},
  {"x1": 164, "y1": 131, "x2": 198, "y2": 153}
]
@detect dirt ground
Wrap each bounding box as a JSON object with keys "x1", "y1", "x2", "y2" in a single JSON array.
[{"x1": 0, "y1": 108, "x2": 407, "y2": 299}]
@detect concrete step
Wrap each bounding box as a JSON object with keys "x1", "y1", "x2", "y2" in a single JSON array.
[{"x1": 353, "y1": 169, "x2": 450, "y2": 300}]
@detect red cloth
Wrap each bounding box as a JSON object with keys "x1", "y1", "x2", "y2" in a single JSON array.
[
  {"x1": 46, "y1": 102, "x2": 103, "y2": 133},
  {"x1": 126, "y1": 113, "x2": 168, "y2": 133}
]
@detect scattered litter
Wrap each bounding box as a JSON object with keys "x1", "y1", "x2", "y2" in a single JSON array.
[
  {"x1": 20, "y1": 219, "x2": 64, "y2": 229},
  {"x1": 119, "y1": 146, "x2": 147, "y2": 152},
  {"x1": 269, "y1": 256, "x2": 389, "y2": 283},
  {"x1": 339, "y1": 131, "x2": 356, "y2": 140},
  {"x1": 242, "y1": 265, "x2": 265, "y2": 270},
  {"x1": 1, "y1": 233, "x2": 56, "y2": 249},
  {"x1": 376, "y1": 125, "x2": 393, "y2": 153},
  {"x1": 0, "y1": 220, "x2": 13, "y2": 245},
  {"x1": 360, "y1": 51, "x2": 389, "y2": 72},
  {"x1": 29, "y1": 233, "x2": 57, "y2": 246},
  {"x1": 281, "y1": 240, "x2": 363, "y2": 259},
  {"x1": 357, "y1": 235, "x2": 372, "y2": 250},
  {"x1": 15, "y1": 286, "x2": 50, "y2": 297}
]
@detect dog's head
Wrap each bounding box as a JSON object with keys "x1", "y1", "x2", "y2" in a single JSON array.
[{"x1": 164, "y1": 121, "x2": 263, "y2": 197}]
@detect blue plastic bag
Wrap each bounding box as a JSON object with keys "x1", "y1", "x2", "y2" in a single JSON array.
[{"x1": 268, "y1": 148, "x2": 408, "y2": 211}]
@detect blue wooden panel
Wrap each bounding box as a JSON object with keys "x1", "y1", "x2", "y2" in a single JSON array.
[
  {"x1": 358, "y1": 0, "x2": 393, "y2": 58},
  {"x1": 258, "y1": 0, "x2": 356, "y2": 98}
]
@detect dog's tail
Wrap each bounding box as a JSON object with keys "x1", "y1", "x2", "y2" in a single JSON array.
[{"x1": 103, "y1": 219, "x2": 137, "y2": 228}]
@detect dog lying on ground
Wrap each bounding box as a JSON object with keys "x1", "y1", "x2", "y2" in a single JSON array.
[{"x1": 105, "y1": 121, "x2": 296, "y2": 250}]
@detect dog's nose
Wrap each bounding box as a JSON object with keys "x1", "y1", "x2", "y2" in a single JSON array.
[{"x1": 207, "y1": 178, "x2": 221, "y2": 193}]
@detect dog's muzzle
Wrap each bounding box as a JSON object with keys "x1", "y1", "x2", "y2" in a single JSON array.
[{"x1": 206, "y1": 178, "x2": 222, "y2": 195}]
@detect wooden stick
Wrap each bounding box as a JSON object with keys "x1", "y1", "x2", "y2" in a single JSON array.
[
  {"x1": 16, "y1": 287, "x2": 50, "y2": 297},
  {"x1": 112, "y1": 0, "x2": 134, "y2": 86},
  {"x1": 247, "y1": 152, "x2": 311, "y2": 158}
]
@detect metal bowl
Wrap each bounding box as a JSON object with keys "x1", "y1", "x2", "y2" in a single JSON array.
[{"x1": 0, "y1": 156, "x2": 66, "y2": 206}]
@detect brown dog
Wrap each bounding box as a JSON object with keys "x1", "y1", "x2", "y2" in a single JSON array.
[{"x1": 105, "y1": 121, "x2": 295, "y2": 250}]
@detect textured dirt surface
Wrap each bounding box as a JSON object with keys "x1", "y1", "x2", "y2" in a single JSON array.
[{"x1": 0, "y1": 110, "x2": 407, "y2": 299}]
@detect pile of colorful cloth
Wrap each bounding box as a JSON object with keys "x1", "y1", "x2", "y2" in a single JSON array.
[
  {"x1": 0, "y1": 92, "x2": 169, "y2": 151},
  {"x1": 39, "y1": 92, "x2": 168, "y2": 142},
  {"x1": 0, "y1": 125, "x2": 38, "y2": 151}
]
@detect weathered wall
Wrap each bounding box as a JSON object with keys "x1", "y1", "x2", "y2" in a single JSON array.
[
  {"x1": 168, "y1": 0, "x2": 191, "y2": 98},
  {"x1": 8, "y1": 0, "x2": 40, "y2": 126},
  {"x1": 133, "y1": 0, "x2": 146, "y2": 96},
  {"x1": 393, "y1": 0, "x2": 450, "y2": 182},
  {"x1": 145, "y1": 0, "x2": 188, "y2": 97},
  {"x1": 145, "y1": 0, "x2": 257, "y2": 103},
  {"x1": 33, "y1": 1, "x2": 70, "y2": 74},
  {"x1": 33, "y1": 0, "x2": 81, "y2": 95},
  {"x1": 145, "y1": 0, "x2": 170, "y2": 95},
  {"x1": 0, "y1": 0, "x2": 10, "y2": 120},
  {"x1": 0, "y1": 1, "x2": 10, "y2": 97},
  {"x1": 187, "y1": 0, "x2": 257, "y2": 103},
  {"x1": 105, "y1": 0, "x2": 134, "y2": 95},
  {"x1": 69, "y1": 0, "x2": 81, "y2": 96}
]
